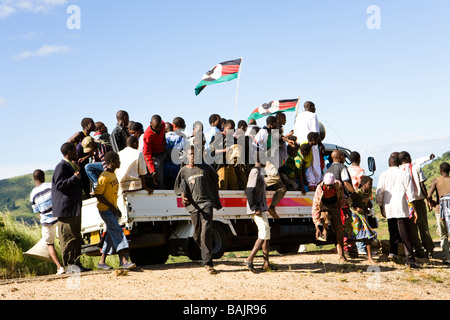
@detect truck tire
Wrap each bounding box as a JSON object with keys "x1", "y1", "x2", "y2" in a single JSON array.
[
  {"x1": 277, "y1": 244, "x2": 300, "y2": 254},
  {"x1": 129, "y1": 245, "x2": 169, "y2": 266},
  {"x1": 187, "y1": 222, "x2": 227, "y2": 261}
]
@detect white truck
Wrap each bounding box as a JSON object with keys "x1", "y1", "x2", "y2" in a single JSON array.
[{"x1": 80, "y1": 143, "x2": 376, "y2": 266}]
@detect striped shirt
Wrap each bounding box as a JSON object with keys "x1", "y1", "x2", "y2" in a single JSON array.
[{"x1": 30, "y1": 182, "x2": 57, "y2": 225}]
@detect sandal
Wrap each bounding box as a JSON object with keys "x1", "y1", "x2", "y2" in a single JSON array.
[
  {"x1": 244, "y1": 261, "x2": 257, "y2": 273},
  {"x1": 205, "y1": 265, "x2": 218, "y2": 275},
  {"x1": 261, "y1": 263, "x2": 278, "y2": 272}
]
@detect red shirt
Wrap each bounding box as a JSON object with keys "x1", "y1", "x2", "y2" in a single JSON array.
[{"x1": 143, "y1": 121, "x2": 166, "y2": 173}]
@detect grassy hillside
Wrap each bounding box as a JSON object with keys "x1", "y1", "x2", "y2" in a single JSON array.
[
  {"x1": 423, "y1": 150, "x2": 450, "y2": 191},
  {"x1": 0, "y1": 170, "x2": 54, "y2": 223}
]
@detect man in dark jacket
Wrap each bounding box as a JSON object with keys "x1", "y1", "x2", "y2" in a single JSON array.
[
  {"x1": 110, "y1": 110, "x2": 129, "y2": 153},
  {"x1": 52, "y1": 142, "x2": 90, "y2": 273}
]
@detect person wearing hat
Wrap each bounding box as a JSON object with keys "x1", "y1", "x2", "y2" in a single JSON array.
[
  {"x1": 83, "y1": 135, "x2": 112, "y2": 193},
  {"x1": 312, "y1": 172, "x2": 347, "y2": 262},
  {"x1": 75, "y1": 136, "x2": 97, "y2": 198}
]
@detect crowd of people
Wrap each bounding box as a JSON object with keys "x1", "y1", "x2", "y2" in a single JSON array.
[{"x1": 28, "y1": 101, "x2": 450, "y2": 275}]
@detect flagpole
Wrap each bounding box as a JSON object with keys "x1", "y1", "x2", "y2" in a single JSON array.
[
  {"x1": 234, "y1": 57, "x2": 243, "y2": 122},
  {"x1": 294, "y1": 96, "x2": 301, "y2": 125}
]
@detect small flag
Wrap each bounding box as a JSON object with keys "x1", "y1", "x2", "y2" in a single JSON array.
[
  {"x1": 247, "y1": 99, "x2": 299, "y2": 122},
  {"x1": 195, "y1": 58, "x2": 242, "y2": 96}
]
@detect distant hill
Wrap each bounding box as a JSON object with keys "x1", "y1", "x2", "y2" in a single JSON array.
[
  {"x1": 422, "y1": 150, "x2": 450, "y2": 190},
  {"x1": 0, "y1": 170, "x2": 54, "y2": 223}
]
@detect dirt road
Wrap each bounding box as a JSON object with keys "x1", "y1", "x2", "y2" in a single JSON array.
[{"x1": 1, "y1": 247, "x2": 449, "y2": 301}]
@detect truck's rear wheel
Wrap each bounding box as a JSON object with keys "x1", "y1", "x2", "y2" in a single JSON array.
[
  {"x1": 187, "y1": 222, "x2": 227, "y2": 261},
  {"x1": 129, "y1": 245, "x2": 169, "y2": 266},
  {"x1": 277, "y1": 243, "x2": 300, "y2": 254}
]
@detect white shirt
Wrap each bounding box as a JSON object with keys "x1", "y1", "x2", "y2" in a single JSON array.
[
  {"x1": 204, "y1": 126, "x2": 220, "y2": 150},
  {"x1": 115, "y1": 147, "x2": 148, "y2": 193},
  {"x1": 399, "y1": 163, "x2": 427, "y2": 201},
  {"x1": 293, "y1": 111, "x2": 319, "y2": 143},
  {"x1": 376, "y1": 166, "x2": 414, "y2": 219},
  {"x1": 244, "y1": 125, "x2": 257, "y2": 137},
  {"x1": 253, "y1": 128, "x2": 269, "y2": 151}
]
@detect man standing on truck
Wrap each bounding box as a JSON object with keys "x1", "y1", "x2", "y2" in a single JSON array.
[
  {"x1": 174, "y1": 145, "x2": 222, "y2": 275},
  {"x1": 143, "y1": 115, "x2": 166, "y2": 189},
  {"x1": 110, "y1": 110, "x2": 129, "y2": 153},
  {"x1": 293, "y1": 101, "x2": 324, "y2": 189}
]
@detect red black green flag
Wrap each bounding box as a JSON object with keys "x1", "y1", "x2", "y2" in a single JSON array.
[
  {"x1": 195, "y1": 58, "x2": 242, "y2": 96},
  {"x1": 247, "y1": 99, "x2": 299, "y2": 122}
]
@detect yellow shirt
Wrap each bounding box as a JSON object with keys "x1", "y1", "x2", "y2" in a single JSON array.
[
  {"x1": 95, "y1": 170, "x2": 119, "y2": 212},
  {"x1": 294, "y1": 142, "x2": 312, "y2": 169}
]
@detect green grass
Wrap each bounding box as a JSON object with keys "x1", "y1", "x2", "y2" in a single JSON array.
[{"x1": 0, "y1": 212, "x2": 54, "y2": 279}]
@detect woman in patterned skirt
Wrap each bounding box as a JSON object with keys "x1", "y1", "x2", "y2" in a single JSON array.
[{"x1": 345, "y1": 175, "x2": 377, "y2": 264}]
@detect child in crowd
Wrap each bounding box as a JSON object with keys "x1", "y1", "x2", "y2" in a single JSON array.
[
  {"x1": 94, "y1": 151, "x2": 135, "y2": 270},
  {"x1": 346, "y1": 175, "x2": 377, "y2": 264},
  {"x1": 294, "y1": 142, "x2": 312, "y2": 194}
]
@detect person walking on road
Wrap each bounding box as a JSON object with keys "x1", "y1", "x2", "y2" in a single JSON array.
[
  {"x1": 174, "y1": 146, "x2": 222, "y2": 275},
  {"x1": 398, "y1": 151, "x2": 435, "y2": 259},
  {"x1": 376, "y1": 156, "x2": 420, "y2": 268},
  {"x1": 428, "y1": 162, "x2": 450, "y2": 265},
  {"x1": 244, "y1": 154, "x2": 277, "y2": 272}
]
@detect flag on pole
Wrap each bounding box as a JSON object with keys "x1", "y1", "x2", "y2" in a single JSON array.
[
  {"x1": 195, "y1": 58, "x2": 242, "y2": 96},
  {"x1": 247, "y1": 99, "x2": 299, "y2": 122}
]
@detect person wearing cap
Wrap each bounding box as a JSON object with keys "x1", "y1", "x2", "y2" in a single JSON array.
[
  {"x1": 312, "y1": 172, "x2": 347, "y2": 262},
  {"x1": 84, "y1": 134, "x2": 112, "y2": 192},
  {"x1": 76, "y1": 136, "x2": 97, "y2": 197}
]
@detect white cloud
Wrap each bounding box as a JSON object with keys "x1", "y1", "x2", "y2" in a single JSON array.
[
  {"x1": 0, "y1": 0, "x2": 67, "y2": 19},
  {"x1": 0, "y1": 3, "x2": 15, "y2": 18},
  {"x1": 13, "y1": 44, "x2": 70, "y2": 60}
]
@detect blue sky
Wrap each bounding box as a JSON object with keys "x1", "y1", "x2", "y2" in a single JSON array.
[{"x1": 0, "y1": 0, "x2": 449, "y2": 183}]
